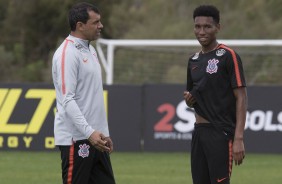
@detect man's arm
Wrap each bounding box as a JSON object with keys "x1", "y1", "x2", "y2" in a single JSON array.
[
  {"x1": 62, "y1": 47, "x2": 95, "y2": 139},
  {"x1": 184, "y1": 91, "x2": 196, "y2": 107},
  {"x1": 88, "y1": 132, "x2": 110, "y2": 152},
  {"x1": 184, "y1": 60, "x2": 196, "y2": 107},
  {"x1": 62, "y1": 44, "x2": 109, "y2": 151},
  {"x1": 233, "y1": 87, "x2": 247, "y2": 165}
]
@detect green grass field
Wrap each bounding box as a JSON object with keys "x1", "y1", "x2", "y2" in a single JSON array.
[{"x1": 0, "y1": 151, "x2": 281, "y2": 184}]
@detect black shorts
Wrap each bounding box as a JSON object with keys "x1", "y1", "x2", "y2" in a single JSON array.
[
  {"x1": 191, "y1": 123, "x2": 233, "y2": 184},
  {"x1": 59, "y1": 140, "x2": 116, "y2": 184}
]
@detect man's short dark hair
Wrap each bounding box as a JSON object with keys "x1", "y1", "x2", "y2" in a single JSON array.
[
  {"x1": 193, "y1": 5, "x2": 220, "y2": 24},
  {"x1": 68, "y1": 2, "x2": 100, "y2": 31}
]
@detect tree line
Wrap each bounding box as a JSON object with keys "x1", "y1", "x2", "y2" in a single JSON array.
[{"x1": 0, "y1": 0, "x2": 281, "y2": 83}]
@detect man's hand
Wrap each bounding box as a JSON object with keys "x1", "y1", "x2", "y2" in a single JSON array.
[
  {"x1": 233, "y1": 138, "x2": 245, "y2": 166},
  {"x1": 104, "y1": 137, "x2": 114, "y2": 153},
  {"x1": 88, "y1": 131, "x2": 110, "y2": 152},
  {"x1": 184, "y1": 91, "x2": 196, "y2": 107}
]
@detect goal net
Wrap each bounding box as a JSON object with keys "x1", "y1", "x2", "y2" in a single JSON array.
[{"x1": 96, "y1": 39, "x2": 282, "y2": 86}]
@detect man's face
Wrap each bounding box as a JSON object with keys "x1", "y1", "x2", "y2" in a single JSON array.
[
  {"x1": 81, "y1": 11, "x2": 103, "y2": 41},
  {"x1": 194, "y1": 16, "x2": 220, "y2": 47}
]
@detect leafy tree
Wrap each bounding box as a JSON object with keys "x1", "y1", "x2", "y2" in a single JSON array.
[{"x1": 0, "y1": 0, "x2": 282, "y2": 83}]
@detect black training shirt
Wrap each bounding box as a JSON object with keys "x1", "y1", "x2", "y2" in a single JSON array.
[{"x1": 186, "y1": 44, "x2": 246, "y2": 136}]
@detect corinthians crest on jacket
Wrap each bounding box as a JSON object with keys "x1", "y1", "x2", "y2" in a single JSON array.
[{"x1": 206, "y1": 58, "x2": 219, "y2": 74}]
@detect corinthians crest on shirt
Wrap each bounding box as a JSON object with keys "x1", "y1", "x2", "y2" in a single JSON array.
[
  {"x1": 78, "y1": 143, "x2": 90, "y2": 158},
  {"x1": 206, "y1": 58, "x2": 219, "y2": 74}
]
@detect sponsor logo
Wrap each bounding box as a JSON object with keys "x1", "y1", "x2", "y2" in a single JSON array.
[
  {"x1": 153, "y1": 101, "x2": 195, "y2": 141},
  {"x1": 78, "y1": 144, "x2": 90, "y2": 158},
  {"x1": 217, "y1": 177, "x2": 228, "y2": 183},
  {"x1": 0, "y1": 88, "x2": 108, "y2": 150},
  {"x1": 192, "y1": 53, "x2": 199, "y2": 60},
  {"x1": 206, "y1": 58, "x2": 219, "y2": 74},
  {"x1": 83, "y1": 58, "x2": 88, "y2": 63},
  {"x1": 216, "y1": 49, "x2": 226, "y2": 56},
  {"x1": 93, "y1": 52, "x2": 99, "y2": 62},
  {"x1": 192, "y1": 65, "x2": 198, "y2": 70},
  {"x1": 0, "y1": 89, "x2": 56, "y2": 134},
  {"x1": 75, "y1": 43, "x2": 87, "y2": 53},
  {"x1": 152, "y1": 99, "x2": 282, "y2": 142},
  {"x1": 245, "y1": 110, "x2": 282, "y2": 131},
  {"x1": 93, "y1": 51, "x2": 98, "y2": 58},
  {"x1": 0, "y1": 88, "x2": 56, "y2": 149}
]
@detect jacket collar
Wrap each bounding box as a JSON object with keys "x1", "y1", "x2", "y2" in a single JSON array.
[{"x1": 67, "y1": 34, "x2": 90, "y2": 49}]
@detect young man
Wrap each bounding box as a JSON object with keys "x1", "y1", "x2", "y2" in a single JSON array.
[
  {"x1": 184, "y1": 5, "x2": 247, "y2": 184},
  {"x1": 52, "y1": 2, "x2": 116, "y2": 184}
]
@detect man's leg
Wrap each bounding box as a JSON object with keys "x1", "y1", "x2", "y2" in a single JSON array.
[
  {"x1": 59, "y1": 140, "x2": 95, "y2": 184},
  {"x1": 203, "y1": 128, "x2": 233, "y2": 184},
  {"x1": 191, "y1": 124, "x2": 212, "y2": 184},
  {"x1": 89, "y1": 149, "x2": 116, "y2": 184}
]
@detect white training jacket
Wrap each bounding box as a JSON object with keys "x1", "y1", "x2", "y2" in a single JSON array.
[{"x1": 52, "y1": 35, "x2": 109, "y2": 145}]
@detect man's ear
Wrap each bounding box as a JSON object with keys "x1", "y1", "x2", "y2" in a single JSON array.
[
  {"x1": 76, "y1": 22, "x2": 84, "y2": 31},
  {"x1": 216, "y1": 23, "x2": 221, "y2": 33}
]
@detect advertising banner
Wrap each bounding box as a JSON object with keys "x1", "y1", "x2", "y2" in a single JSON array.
[
  {"x1": 143, "y1": 85, "x2": 282, "y2": 153},
  {"x1": 0, "y1": 83, "x2": 56, "y2": 151},
  {"x1": 0, "y1": 84, "x2": 142, "y2": 151},
  {"x1": 104, "y1": 85, "x2": 142, "y2": 151},
  {"x1": 244, "y1": 86, "x2": 282, "y2": 153},
  {"x1": 0, "y1": 84, "x2": 281, "y2": 153},
  {"x1": 143, "y1": 84, "x2": 194, "y2": 151}
]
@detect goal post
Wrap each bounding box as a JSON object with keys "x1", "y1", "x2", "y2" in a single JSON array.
[{"x1": 96, "y1": 39, "x2": 282, "y2": 85}]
